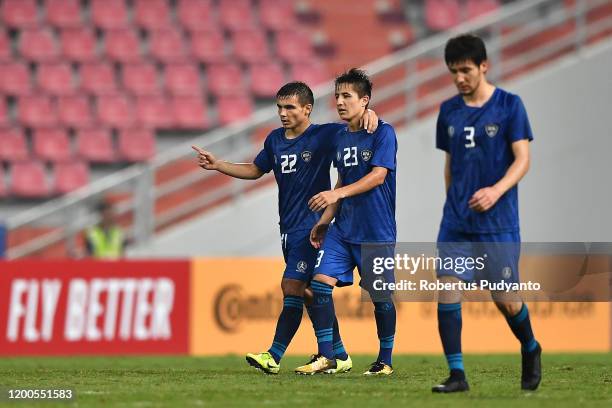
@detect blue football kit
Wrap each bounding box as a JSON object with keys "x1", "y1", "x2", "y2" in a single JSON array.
[
  {"x1": 314, "y1": 121, "x2": 398, "y2": 292},
  {"x1": 254, "y1": 123, "x2": 342, "y2": 281},
  {"x1": 435, "y1": 88, "x2": 534, "y2": 283}
]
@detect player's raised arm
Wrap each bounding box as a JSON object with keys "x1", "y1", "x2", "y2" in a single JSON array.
[
  {"x1": 468, "y1": 139, "x2": 530, "y2": 212},
  {"x1": 191, "y1": 145, "x2": 264, "y2": 180},
  {"x1": 444, "y1": 153, "x2": 451, "y2": 191},
  {"x1": 310, "y1": 177, "x2": 343, "y2": 248}
]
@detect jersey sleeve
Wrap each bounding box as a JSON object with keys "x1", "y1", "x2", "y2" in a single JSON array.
[
  {"x1": 370, "y1": 124, "x2": 397, "y2": 171},
  {"x1": 253, "y1": 137, "x2": 273, "y2": 173},
  {"x1": 435, "y1": 107, "x2": 450, "y2": 152},
  {"x1": 507, "y1": 96, "x2": 534, "y2": 143}
]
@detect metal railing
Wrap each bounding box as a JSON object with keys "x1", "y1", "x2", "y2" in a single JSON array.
[{"x1": 5, "y1": 0, "x2": 612, "y2": 259}]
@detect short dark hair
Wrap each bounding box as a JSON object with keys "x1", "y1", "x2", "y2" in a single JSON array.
[
  {"x1": 444, "y1": 33, "x2": 488, "y2": 67},
  {"x1": 335, "y1": 68, "x2": 372, "y2": 99},
  {"x1": 276, "y1": 82, "x2": 314, "y2": 107}
]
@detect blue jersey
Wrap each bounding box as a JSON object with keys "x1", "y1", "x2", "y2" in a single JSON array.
[
  {"x1": 254, "y1": 123, "x2": 343, "y2": 233},
  {"x1": 436, "y1": 87, "x2": 534, "y2": 233},
  {"x1": 332, "y1": 121, "x2": 397, "y2": 243}
]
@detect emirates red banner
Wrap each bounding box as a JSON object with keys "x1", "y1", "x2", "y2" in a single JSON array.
[{"x1": 0, "y1": 261, "x2": 190, "y2": 356}]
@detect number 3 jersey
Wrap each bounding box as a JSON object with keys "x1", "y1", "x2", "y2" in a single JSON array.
[
  {"x1": 333, "y1": 121, "x2": 398, "y2": 244},
  {"x1": 254, "y1": 123, "x2": 343, "y2": 234},
  {"x1": 436, "y1": 87, "x2": 534, "y2": 234}
]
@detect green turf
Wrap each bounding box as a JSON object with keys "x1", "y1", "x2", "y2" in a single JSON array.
[{"x1": 0, "y1": 354, "x2": 610, "y2": 407}]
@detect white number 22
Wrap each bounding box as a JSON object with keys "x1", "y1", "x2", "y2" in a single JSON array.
[{"x1": 280, "y1": 154, "x2": 297, "y2": 173}]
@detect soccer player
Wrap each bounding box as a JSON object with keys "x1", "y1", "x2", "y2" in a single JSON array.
[
  {"x1": 192, "y1": 82, "x2": 379, "y2": 374},
  {"x1": 432, "y1": 34, "x2": 541, "y2": 392},
  {"x1": 295, "y1": 69, "x2": 398, "y2": 375}
]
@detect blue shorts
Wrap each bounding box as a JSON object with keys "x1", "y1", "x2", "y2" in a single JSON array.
[
  {"x1": 313, "y1": 225, "x2": 395, "y2": 297},
  {"x1": 281, "y1": 229, "x2": 318, "y2": 282},
  {"x1": 436, "y1": 226, "x2": 521, "y2": 284}
]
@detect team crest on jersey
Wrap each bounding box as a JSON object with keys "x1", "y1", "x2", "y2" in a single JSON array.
[
  {"x1": 273, "y1": 155, "x2": 277, "y2": 164},
  {"x1": 336, "y1": 151, "x2": 341, "y2": 161},
  {"x1": 448, "y1": 126, "x2": 455, "y2": 137},
  {"x1": 301, "y1": 151, "x2": 312, "y2": 162},
  {"x1": 361, "y1": 149, "x2": 373, "y2": 162},
  {"x1": 502, "y1": 266, "x2": 512, "y2": 279},
  {"x1": 485, "y1": 123, "x2": 499, "y2": 137},
  {"x1": 297, "y1": 260, "x2": 308, "y2": 273}
]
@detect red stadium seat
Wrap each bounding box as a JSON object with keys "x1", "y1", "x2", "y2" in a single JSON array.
[
  {"x1": 136, "y1": 95, "x2": 174, "y2": 128},
  {"x1": 425, "y1": 0, "x2": 460, "y2": 31},
  {"x1": 33, "y1": 128, "x2": 72, "y2": 162},
  {"x1": 0, "y1": 97, "x2": 9, "y2": 127},
  {"x1": 45, "y1": 0, "x2": 83, "y2": 28},
  {"x1": 275, "y1": 30, "x2": 314, "y2": 63},
  {"x1": 260, "y1": 0, "x2": 296, "y2": 31},
  {"x1": 11, "y1": 161, "x2": 51, "y2": 198},
  {"x1": 19, "y1": 28, "x2": 59, "y2": 62},
  {"x1": 75, "y1": 128, "x2": 115, "y2": 163},
  {"x1": 466, "y1": 0, "x2": 500, "y2": 20},
  {"x1": 0, "y1": 128, "x2": 29, "y2": 162},
  {"x1": 165, "y1": 63, "x2": 201, "y2": 95},
  {"x1": 54, "y1": 161, "x2": 89, "y2": 194},
  {"x1": 190, "y1": 29, "x2": 227, "y2": 63},
  {"x1": 134, "y1": 0, "x2": 171, "y2": 30},
  {"x1": 117, "y1": 128, "x2": 156, "y2": 162},
  {"x1": 60, "y1": 28, "x2": 98, "y2": 62},
  {"x1": 149, "y1": 29, "x2": 188, "y2": 63},
  {"x1": 121, "y1": 63, "x2": 160, "y2": 96},
  {"x1": 177, "y1": 0, "x2": 215, "y2": 32},
  {"x1": 79, "y1": 62, "x2": 118, "y2": 95},
  {"x1": 219, "y1": 0, "x2": 255, "y2": 30},
  {"x1": 232, "y1": 29, "x2": 270, "y2": 63},
  {"x1": 1, "y1": 0, "x2": 39, "y2": 29},
  {"x1": 0, "y1": 63, "x2": 32, "y2": 95},
  {"x1": 104, "y1": 29, "x2": 143, "y2": 63},
  {"x1": 0, "y1": 31, "x2": 12, "y2": 62},
  {"x1": 58, "y1": 95, "x2": 94, "y2": 127},
  {"x1": 172, "y1": 96, "x2": 209, "y2": 129},
  {"x1": 38, "y1": 62, "x2": 76, "y2": 95},
  {"x1": 97, "y1": 94, "x2": 135, "y2": 127},
  {"x1": 91, "y1": 0, "x2": 129, "y2": 30},
  {"x1": 217, "y1": 94, "x2": 253, "y2": 125},
  {"x1": 19, "y1": 96, "x2": 58, "y2": 127},
  {"x1": 250, "y1": 62, "x2": 285, "y2": 98},
  {"x1": 290, "y1": 61, "x2": 328, "y2": 86},
  {"x1": 3, "y1": 65, "x2": 33, "y2": 96},
  {"x1": 207, "y1": 62, "x2": 244, "y2": 96}
]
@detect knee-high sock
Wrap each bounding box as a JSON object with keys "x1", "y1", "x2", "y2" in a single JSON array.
[
  {"x1": 309, "y1": 281, "x2": 335, "y2": 359},
  {"x1": 306, "y1": 306, "x2": 348, "y2": 360},
  {"x1": 268, "y1": 295, "x2": 304, "y2": 363},
  {"x1": 374, "y1": 301, "x2": 396, "y2": 366},
  {"x1": 438, "y1": 302, "x2": 464, "y2": 374},
  {"x1": 505, "y1": 303, "x2": 538, "y2": 352}
]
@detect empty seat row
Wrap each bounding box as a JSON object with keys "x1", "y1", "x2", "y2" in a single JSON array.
[
  {"x1": 0, "y1": 128, "x2": 156, "y2": 164},
  {"x1": 0, "y1": 61, "x2": 327, "y2": 97},
  {"x1": 1, "y1": 0, "x2": 297, "y2": 31},
  {"x1": 0, "y1": 161, "x2": 88, "y2": 198},
  {"x1": 0, "y1": 27, "x2": 314, "y2": 64}
]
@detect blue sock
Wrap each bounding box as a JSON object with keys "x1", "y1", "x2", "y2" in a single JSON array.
[
  {"x1": 438, "y1": 303, "x2": 464, "y2": 374},
  {"x1": 374, "y1": 301, "x2": 396, "y2": 366},
  {"x1": 268, "y1": 295, "x2": 304, "y2": 363},
  {"x1": 309, "y1": 280, "x2": 335, "y2": 359},
  {"x1": 505, "y1": 303, "x2": 538, "y2": 353},
  {"x1": 306, "y1": 305, "x2": 347, "y2": 360},
  {"x1": 332, "y1": 318, "x2": 348, "y2": 360}
]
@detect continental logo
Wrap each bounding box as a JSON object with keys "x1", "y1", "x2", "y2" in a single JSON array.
[{"x1": 213, "y1": 285, "x2": 402, "y2": 333}]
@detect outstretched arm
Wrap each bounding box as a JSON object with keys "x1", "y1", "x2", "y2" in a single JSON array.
[{"x1": 192, "y1": 145, "x2": 264, "y2": 180}]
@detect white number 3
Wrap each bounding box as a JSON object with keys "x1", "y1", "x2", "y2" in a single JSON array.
[{"x1": 464, "y1": 126, "x2": 475, "y2": 148}]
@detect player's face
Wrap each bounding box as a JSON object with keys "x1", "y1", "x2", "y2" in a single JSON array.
[
  {"x1": 276, "y1": 95, "x2": 312, "y2": 130},
  {"x1": 335, "y1": 83, "x2": 369, "y2": 122},
  {"x1": 448, "y1": 60, "x2": 488, "y2": 96}
]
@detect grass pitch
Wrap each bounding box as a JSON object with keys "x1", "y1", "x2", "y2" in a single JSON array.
[{"x1": 0, "y1": 354, "x2": 610, "y2": 407}]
